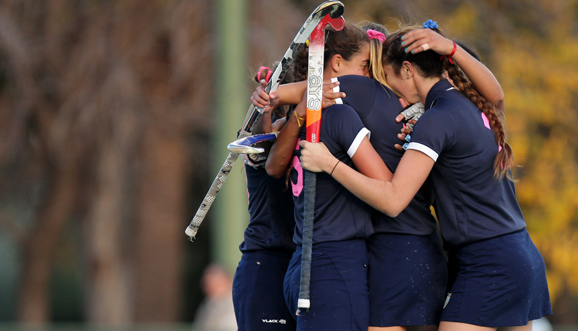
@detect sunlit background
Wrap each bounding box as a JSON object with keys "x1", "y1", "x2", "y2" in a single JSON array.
[{"x1": 0, "y1": 0, "x2": 577, "y2": 330}]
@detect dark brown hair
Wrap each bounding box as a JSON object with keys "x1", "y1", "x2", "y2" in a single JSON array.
[{"x1": 324, "y1": 22, "x2": 369, "y2": 68}]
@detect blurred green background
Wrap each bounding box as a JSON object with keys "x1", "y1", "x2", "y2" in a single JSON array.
[{"x1": 0, "y1": 0, "x2": 577, "y2": 329}]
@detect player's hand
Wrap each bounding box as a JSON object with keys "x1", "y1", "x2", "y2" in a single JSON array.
[
  {"x1": 395, "y1": 114, "x2": 418, "y2": 127},
  {"x1": 401, "y1": 28, "x2": 454, "y2": 56},
  {"x1": 394, "y1": 119, "x2": 416, "y2": 133},
  {"x1": 299, "y1": 141, "x2": 336, "y2": 173},
  {"x1": 397, "y1": 102, "x2": 424, "y2": 128},
  {"x1": 394, "y1": 102, "x2": 424, "y2": 151},
  {"x1": 394, "y1": 128, "x2": 414, "y2": 151},
  {"x1": 322, "y1": 80, "x2": 346, "y2": 108},
  {"x1": 251, "y1": 79, "x2": 280, "y2": 114}
]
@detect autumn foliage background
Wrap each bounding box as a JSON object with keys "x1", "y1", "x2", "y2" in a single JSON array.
[{"x1": 0, "y1": 0, "x2": 576, "y2": 327}]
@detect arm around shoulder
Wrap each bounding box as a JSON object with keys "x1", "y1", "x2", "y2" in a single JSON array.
[{"x1": 300, "y1": 140, "x2": 434, "y2": 217}]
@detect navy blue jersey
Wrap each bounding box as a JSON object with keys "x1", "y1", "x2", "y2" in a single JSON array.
[
  {"x1": 407, "y1": 79, "x2": 526, "y2": 246},
  {"x1": 240, "y1": 163, "x2": 296, "y2": 253},
  {"x1": 290, "y1": 105, "x2": 373, "y2": 245},
  {"x1": 335, "y1": 75, "x2": 437, "y2": 235}
]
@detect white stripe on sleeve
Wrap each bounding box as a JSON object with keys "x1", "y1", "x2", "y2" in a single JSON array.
[
  {"x1": 347, "y1": 128, "x2": 371, "y2": 158},
  {"x1": 406, "y1": 142, "x2": 439, "y2": 161}
]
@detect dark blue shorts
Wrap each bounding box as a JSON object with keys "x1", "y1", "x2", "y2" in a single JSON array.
[
  {"x1": 284, "y1": 239, "x2": 369, "y2": 331},
  {"x1": 442, "y1": 229, "x2": 552, "y2": 327},
  {"x1": 367, "y1": 232, "x2": 448, "y2": 326},
  {"x1": 233, "y1": 250, "x2": 296, "y2": 330}
]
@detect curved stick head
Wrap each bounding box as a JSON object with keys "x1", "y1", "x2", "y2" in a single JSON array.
[
  {"x1": 227, "y1": 143, "x2": 265, "y2": 154},
  {"x1": 227, "y1": 132, "x2": 277, "y2": 154},
  {"x1": 325, "y1": 16, "x2": 345, "y2": 32},
  {"x1": 314, "y1": 1, "x2": 344, "y2": 19}
]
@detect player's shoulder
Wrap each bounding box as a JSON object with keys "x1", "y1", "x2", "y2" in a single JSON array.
[
  {"x1": 414, "y1": 106, "x2": 456, "y2": 134},
  {"x1": 324, "y1": 102, "x2": 355, "y2": 114},
  {"x1": 337, "y1": 74, "x2": 374, "y2": 85},
  {"x1": 338, "y1": 75, "x2": 383, "y2": 93},
  {"x1": 323, "y1": 103, "x2": 360, "y2": 124}
]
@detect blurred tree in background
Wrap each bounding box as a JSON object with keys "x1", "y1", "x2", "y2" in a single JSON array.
[
  {"x1": 0, "y1": 0, "x2": 576, "y2": 327},
  {"x1": 0, "y1": 0, "x2": 215, "y2": 324}
]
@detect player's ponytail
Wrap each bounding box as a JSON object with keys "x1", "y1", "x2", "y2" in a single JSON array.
[{"x1": 359, "y1": 21, "x2": 388, "y2": 86}]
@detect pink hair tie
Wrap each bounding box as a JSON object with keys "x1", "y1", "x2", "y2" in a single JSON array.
[
  {"x1": 366, "y1": 29, "x2": 386, "y2": 43},
  {"x1": 256, "y1": 66, "x2": 273, "y2": 83}
]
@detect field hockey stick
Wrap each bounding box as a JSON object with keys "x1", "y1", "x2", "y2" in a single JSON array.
[
  {"x1": 227, "y1": 68, "x2": 278, "y2": 154},
  {"x1": 227, "y1": 132, "x2": 279, "y2": 154},
  {"x1": 296, "y1": 10, "x2": 345, "y2": 316},
  {"x1": 185, "y1": 0, "x2": 346, "y2": 239}
]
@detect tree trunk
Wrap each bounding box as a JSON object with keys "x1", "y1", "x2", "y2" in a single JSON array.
[
  {"x1": 18, "y1": 163, "x2": 78, "y2": 323},
  {"x1": 84, "y1": 144, "x2": 131, "y2": 324},
  {"x1": 132, "y1": 130, "x2": 187, "y2": 322}
]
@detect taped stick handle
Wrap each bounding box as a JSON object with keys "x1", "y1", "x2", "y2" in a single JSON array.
[
  {"x1": 185, "y1": 151, "x2": 239, "y2": 238},
  {"x1": 296, "y1": 11, "x2": 345, "y2": 316},
  {"x1": 296, "y1": 170, "x2": 315, "y2": 315}
]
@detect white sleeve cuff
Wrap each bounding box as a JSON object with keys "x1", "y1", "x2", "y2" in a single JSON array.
[
  {"x1": 407, "y1": 142, "x2": 439, "y2": 161},
  {"x1": 348, "y1": 128, "x2": 370, "y2": 158}
]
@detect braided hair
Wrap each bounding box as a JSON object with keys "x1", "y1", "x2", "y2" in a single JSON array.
[{"x1": 383, "y1": 26, "x2": 514, "y2": 180}]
